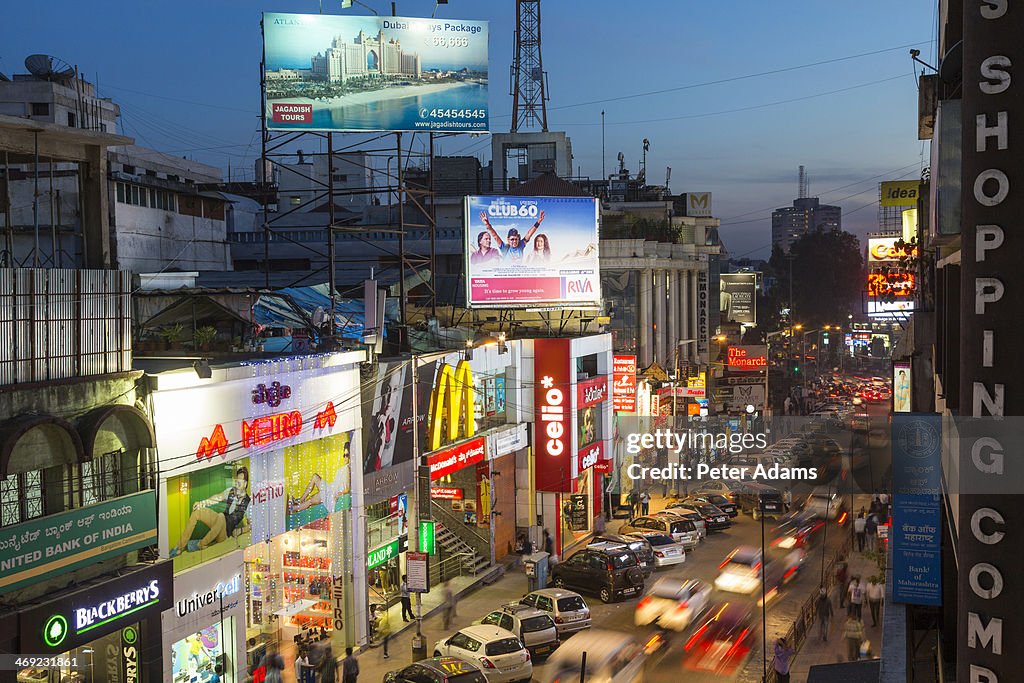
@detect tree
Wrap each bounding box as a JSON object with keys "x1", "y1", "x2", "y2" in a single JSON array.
[{"x1": 768, "y1": 229, "x2": 864, "y2": 328}]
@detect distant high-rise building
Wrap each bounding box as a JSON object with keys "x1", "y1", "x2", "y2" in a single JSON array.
[{"x1": 771, "y1": 197, "x2": 842, "y2": 253}]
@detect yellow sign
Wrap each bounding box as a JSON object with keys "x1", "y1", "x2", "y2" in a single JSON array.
[
  {"x1": 880, "y1": 181, "x2": 921, "y2": 207},
  {"x1": 902, "y1": 208, "x2": 919, "y2": 243},
  {"x1": 427, "y1": 360, "x2": 476, "y2": 451},
  {"x1": 687, "y1": 371, "x2": 706, "y2": 390}
]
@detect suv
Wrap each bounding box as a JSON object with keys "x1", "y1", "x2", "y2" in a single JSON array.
[
  {"x1": 735, "y1": 483, "x2": 785, "y2": 520},
  {"x1": 656, "y1": 507, "x2": 706, "y2": 540},
  {"x1": 385, "y1": 658, "x2": 487, "y2": 683},
  {"x1": 481, "y1": 604, "x2": 559, "y2": 659},
  {"x1": 618, "y1": 515, "x2": 699, "y2": 549},
  {"x1": 589, "y1": 533, "x2": 655, "y2": 577},
  {"x1": 520, "y1": 589, "x2": 591, "y2": 636},
  {"x1": 550, "y1": 546, "x2": 646, "y2": 603}
]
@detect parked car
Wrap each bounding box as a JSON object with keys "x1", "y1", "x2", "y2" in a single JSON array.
[
  {"x1": 677, "y1": 499, "x2": 732, "y2": 531},
  {"x1": 619, "y1": 515, "x2": 700, "y2": 549},
  {"x1": 734, "y1": 482, "x2": 785, "y2": 520},
  {"x1": 687, "y1": 493, "x2": 737, "y2": 517},
  {"x1": 682, "y1": 602, "x2": 757, "y2": 676},
  {"x1": 385, "y1": 657, "x2": 487, "y2": 683},
  {"x1": 433, "y1": 625, "x2": 532, "y2": 683},
  {"x1": 634, "y1": 577, "x2": 712, "y2": 632},
  {"x1": 589, "y1": 533, "x2": 655, "y2": 577},
  {"x1": 624, "y1": 531, "x2": 686, "y2": 567},
  {"x1": 480, "y1": 604, "x2": 559, "y2": 659},
  {"x1": 693, "y1": 479, "x2": 743, "y2": 501},
  {"x1": 550, "y1": 546, "x2": 646, "y2": 603},
  {"x1": 656, "y1": 508, "x2": 706, "y2": 540},
  {"x1": 520, "y1": 589, "x2": 591, "y2": 636},
  {"x1": 539, "y1": 630, "x2": 649, "y2": 683}
]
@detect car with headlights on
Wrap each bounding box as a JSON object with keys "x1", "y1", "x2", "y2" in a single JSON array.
[
  {"x1": 634, "y1": 577, "x2": 713, "y2": 632},
  {"x1": 682, "y1": 602, "x2": 757, "y2": 676},
  {"x1": 433, "y1": 625, "x2": 532, "y2": 683}
]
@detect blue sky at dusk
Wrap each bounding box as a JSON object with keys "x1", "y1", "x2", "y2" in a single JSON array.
[{"x1": 1, "y1": 0, "x2": 935, "y2": 258}]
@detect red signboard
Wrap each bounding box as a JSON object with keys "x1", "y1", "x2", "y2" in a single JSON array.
[
  {"x1": 427, "y1": 436, "x2": 486, "y2": 481},
  {"x1": 577, "y1": 441, "x2": 604, "y2": 473},
  {"x1": 867, "y1": 271, "x2": 915, "y2": 297},
  {"x1": 271, "y1": 102, "x2": 312, "y2": 124},
  {"x1": 534, "y1": 338, "x2": 573, "y2": 492},
  {"x1": 726, "y1": 345, "x2": 768, "y2": 371},
  {"x1": 593, "y1": 459, "x2": 613, "y2": 475},
  {"x1": 577, "y1": 376, "x2": 609, "y2": 408},
  {"x1": 612, "y1": 355, "x2": 637, "y2": 412},
  {"x1": 430, "y1": 487, "x2": 464, "y2": 500},
  {"x1": 241, "y1": 411, "x2": 304, "y2": 448}
]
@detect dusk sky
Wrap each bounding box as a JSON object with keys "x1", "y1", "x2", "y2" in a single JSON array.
[{"x1": 2, "y1": 0, "x2": 936, "y2": 258}]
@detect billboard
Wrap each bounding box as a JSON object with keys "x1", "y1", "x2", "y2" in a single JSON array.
[
  {"x1": 891, "y1": 414, "x2": 941, "y2": 605},
  {"x1": 893, "y1": 361, "x2": 911, "y2": 412},
  {"x1": 868, "y1": 237, "x2": 918, "y2": 263},
  {"x1": 719, "y1": 273, "x2": 757, "y2": 324},
  {"x1": 880, "y1": 180, "x2": 922, "y2": 207},
  {"x1": 681, "y1": 192, "x2": 713, "y2": 217},
  {"x1": 866, "y1": 270, "x2": 916, "y2": 318},
  {"x1": 465, "y1": 196, "x2": 601, "y2": 307},
  {"x1": 726, "y1": 345, "x2": 768, "y2": 371},
  {"x1": 612, "y1": 355, "x2": 637, "y2": 412},
  {"x1": 263, "y1": 13, "x2": 489, "y2": 132}
]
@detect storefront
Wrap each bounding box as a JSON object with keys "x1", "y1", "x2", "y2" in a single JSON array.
[
  {"x1": 529, "y1": 335, "x2": 614, "y2": 557},
  {"x1": 163, "y1": 551, "x2": 245, "y2": 683},
  {"x1": 149, "y1": 353, "x2": 365, "y2": 656},
  {"x1": 13, "y1": 561, "x2": 173, "y2": 683}
]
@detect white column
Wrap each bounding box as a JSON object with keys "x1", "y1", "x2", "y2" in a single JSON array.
[
  {"x1": 654, "y1": 269, "x2": 667, "y2": 365},
  {"x1": 668, "y1": 270, "x2": 679, "y2": 370},
  {"x1": 639, "y1": 268, "x2": 653, "y2": 367}
]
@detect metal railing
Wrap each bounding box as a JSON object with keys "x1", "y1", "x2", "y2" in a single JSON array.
[
  {"x1": 431, "y1": 552, "x2": 474, "y2": 585},
  {"x1": 366, "y1": 511, "x2": 404, "y2": 549},
  {"x1": 431, "y1": 501, "x2": 491, "y2": 561}
]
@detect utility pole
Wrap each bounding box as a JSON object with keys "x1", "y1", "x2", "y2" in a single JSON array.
[{"x1": 409, "y1": 355, "x2": 425, "y2": 660}]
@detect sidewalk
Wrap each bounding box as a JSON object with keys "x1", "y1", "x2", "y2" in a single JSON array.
[{"x1": 788, "y1": 544, "x2": 885, "y2": 681}]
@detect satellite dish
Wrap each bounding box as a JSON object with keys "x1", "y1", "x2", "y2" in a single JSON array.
[
  {"x1": 25, "y1": 54, "x2": 76, "y2": 84},
  {"x1": 938, "y1": 40, "x2": 962, "y2": 87}
]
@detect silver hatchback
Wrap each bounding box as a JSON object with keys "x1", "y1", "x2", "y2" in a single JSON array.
[{"x1": 520, "y1": 588, "x2": 592, "y2": 636}]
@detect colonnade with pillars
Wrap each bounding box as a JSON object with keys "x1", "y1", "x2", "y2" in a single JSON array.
[{"x1": 637, "y1": 267, "x2": 705, "y2": 370}]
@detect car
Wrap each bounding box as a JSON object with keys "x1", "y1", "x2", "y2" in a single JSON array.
[
  {"x1": 803, "y1": 488, "x2": 848, "y2": 523},
  {"x1": 678, "y1": 499, "x2": 732, "y2": 531},
  {"x1": 734, "y1": 483, "x2": 785, "y2": 520},
  {"x1": 520, "y1": 589, "x2": 591, "y2": 636},
  {"x1": 635, "y1": 577, "x2": 713, "y2": 632},
  {"x1": 771, "y1": 510, "x2": 825, "y2": 549},
  {"x1": 715, "y1": 545, "x2": 807, "y2": 597},
  {"x1": 655, "y1": 508, "x2": 706, "y2": 540},
  {"x1": 550, "y1": 546, "x2": 646, "y2": 603},
  {"x1": 693, "y1": 479, "x2": 743, "y2": 500},
  {"x1": 385, "y1": 657, "x2": 488, "y2": 683},
  {"x1": 539, "y1": 630, "x2": 649, "y2": 683},
  {"x1": 619, "y1": 515, "x2": 700, "y2": 549},
  {"x1": 624, "y1": 531, "x2": 686, "y2": 567},
  {"x1": 433, "y1": 625, "x2": 532, "y2": 683},
  {"x1": 689, "y1": 493, "x2": 738, "y2": 517},
  {"x1": 589, "y1": 533, "x2": 655, "y2": 577},
  {"x1": 480, "y1": 604, "x2": 559, "y2": 659},
  {"x1": 682, "y1": 602, "x2": 757, "y2": 676}
]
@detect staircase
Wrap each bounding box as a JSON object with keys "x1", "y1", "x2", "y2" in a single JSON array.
[{"x1": 436, "y1": 522, "x2": 490, "y2": 576}]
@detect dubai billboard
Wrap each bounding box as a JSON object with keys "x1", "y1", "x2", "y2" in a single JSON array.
[
  {"x1": 719, "y1": 272, "x2": 757, "y2": 324},
  {"x1": 465, "y1": 196, "x2": 601, "y2": 307},
  {"x1": 263, "y1": 13, "x2": 489, "y2": 132}
]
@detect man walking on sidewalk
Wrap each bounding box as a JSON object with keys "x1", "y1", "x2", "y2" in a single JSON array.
[
  {"x1": 836, "y1": 561, "x2": 848, "y2": 610},
  {"x1": 844, "y1": 614, "x2": 865, "y2": 662},
  {"x1": 865, "y1": 513, "x2": 879, "y2": 553},
  {"x1": 816, "y1": 587, "x2": 834, "y2": 641},
  {"x1": 342, "y1": 647, "x2": 360, "y2": 683},
  {"x1": 866, "y1": 576, "x2": 885, "y2": 627},
  {"x1": 854, "y1": 512, "x2": 867, "y2": 552},
  {"x1": 640, "y1": 490, "x2": 650, "y2": 515},
  {"x1": 400, "y1": 575, "x2": 413, "y2": 622},
  {"x1": 442, "y1": 581, "x2": 457, "y2": 630},
  {"x1": 848, "y1": 577, "x2": 864, "y2": 619}
]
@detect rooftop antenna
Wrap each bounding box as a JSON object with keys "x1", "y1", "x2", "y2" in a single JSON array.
[
  {"x1": 510, "y1": 0, "x2": 549, "y2": 132},
  {"x1": 25, "y1": 54, "x2": 76, "y2": 83}
]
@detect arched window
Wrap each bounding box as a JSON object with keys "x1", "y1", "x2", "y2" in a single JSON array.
[{"x1": 367, "y1": 50, "x2": 378, "y2": 71}]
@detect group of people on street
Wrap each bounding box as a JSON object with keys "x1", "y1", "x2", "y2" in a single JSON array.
[
  {"x1": 627, "y1": 489, "x2": 651, "y2": 516},
  {"x1": 822, "y1": 556, "x2": 885, "y2": 661},
  {"x1": 249, "y1": 644, "x2": 359, "y2": 683}
]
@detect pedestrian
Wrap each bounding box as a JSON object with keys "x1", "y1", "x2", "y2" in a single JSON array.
[
  {"x1": 816, "y1": 587, "x2": 834, "y2": 641},
  {"x1": 210, "y1": 664, "x2": 224, "y2": 683},
  {"x1": 442, "y1": 581, "x2": 456, "y2": 629},
  {"x1": 628, "y1": 489, "x2": 639, "y2": 517},
  {"x1": 783, "y1": 488, "x2": 793, "y2": 512},
  {"x1": 317, "y1": 646, "x2": 338, "y2": 683},
  {"x1": 543, "y1": 528, "x2": 554, "y2": 558},
  {"x1": 866, "y1": 576, "x2": 885, "y2": 627},
  {"x1": 784, "y1": 396, "x2": 792, "y2": 416},
  {"x1": 835, "y1": 561, "x2": 849, "y2": 609},
  {"x1": 342, "y1": 647, "x2": 359, "y2": 683},
  {"x1": 772, "y1": 637, "x2": 795, "y2": 683},
  {"x1": 260, "y1": 645, "x2": 285, "y2": 683},
  {"x1": 400, "y1": 574, "x2": 413, "y2": 622},
  {"x1": 879, "y1": 490, "x2": 890, "y2": 507},
  {"x1": 854, "y1": 512, "x2": 867, "y2": 552},
  {"x1": 865, "y1": 513, "x2": 879, "y2": 552},
  {"x1": 294, "y1": 648, "x2": 310, "y2": 683},
  {"x1": 640, "y1": 490, "x2": 650, "y2": 515},
  {"x1": 844, "y1": 614, "x2": 865, "y2": 662},
  {"x1": 848, "y1": 577, "x2": 864, "y2": 619}
]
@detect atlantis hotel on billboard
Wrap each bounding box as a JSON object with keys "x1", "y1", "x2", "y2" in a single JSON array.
[{"x1": 309, "y1": 29, "x2": 422, "y2": 82}]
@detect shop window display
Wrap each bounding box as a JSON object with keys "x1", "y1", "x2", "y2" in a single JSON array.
[
  {"x1": 172, "y1": 623, "x2": 225, "y2": 683},
  {"x1": 17, "y1": 623, "x2": 141, "y2": 683}
]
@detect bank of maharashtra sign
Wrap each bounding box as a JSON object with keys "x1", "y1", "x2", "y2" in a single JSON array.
[{"x1": 0, "y1": 491, "x2": 157, "y2": 595}]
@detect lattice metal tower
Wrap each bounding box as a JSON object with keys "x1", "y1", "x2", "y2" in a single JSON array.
[{"x1": 510, "y1": 0, "x2": 549, "y2": 132}]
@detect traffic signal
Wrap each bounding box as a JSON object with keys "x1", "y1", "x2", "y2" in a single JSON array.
[{"x1": 793, "y1": 364, "x2": 800, "y2": 374}]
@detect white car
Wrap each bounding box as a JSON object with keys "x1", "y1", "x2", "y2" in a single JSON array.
[
  {"x1": 434, "y1": 625, "x2": 533, "y2": 683},
  {"x1": 655, "y1": 509, "x2": 706, "y2": 541},
  {"x1": 634, "y1": 578, "x2": 712, "y2": 632},
  {"x1": 480, "y1": 604, "x2": 559, "y2": 659},
  {"x1": 714, "y1": 546, "x2": 763, "y2": 595},
  {"x1": 625, "y1": 532, "x2": 686, "y2": 567}
]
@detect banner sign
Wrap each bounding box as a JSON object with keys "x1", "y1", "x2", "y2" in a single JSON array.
[
  {"x1": 406, "y1": 552, "x2": 429, "y2": 593},
  {"x1": 891, "y1": 414, "x2": 941, "y2": 606},
  {"x1": 577, "y1": 376, "x2": 609, "y2": 408},
  {"x1": 430, "y1": 487, "x2": 464, "y2": 500},
  {"x1": 612, "y1": 355, "x2": 637, "y2": 412},
  {"x1": 534, "y1": 338, "x2": 573, "y2": 492},
  {"x1": 565, "y1": 495, "x2": 590, "y2": 532},
  {"x1": 719, "y1": 273, "x2": 757, "y2": 325},
  {"x1": 868, "y1": 237, "x2": 919, "y2": 263},
  {"x1": 726, "y1": 345, "x2": 768, "y2": 371},
  {"x1": 0, "y1": 491, "x2": 157, "y2": 595},
  {"x1": 465, "y1": 196, "x2": 601, "y2": 308},
  {"x1": 263, "y1": 13, "x2": 489, "y2": 133},
  {"x1": 893, "y1": 361, "x2": 912, "y2": 413},
  {"x1": 879, "y1": 180, "x2": 921, "y2": 207},
  {"x1": 367, "y1": 538, "x2": 401, "y2": 570},
  {"x1": 427, "y1": 436, "x2": 486, "y2": 481},
  {"x1": 576, "y1": 441, "x2": 603, "y2": 474},
  {"x1": 696, "y1": 270, "x2": 709, "y2": 357}
]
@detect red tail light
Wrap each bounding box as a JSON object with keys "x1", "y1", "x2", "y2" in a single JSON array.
[
  {"x1": 607, "y1": 561, "x2": 614, "y2": 571},
  {"x1": 478, "y1": 658, "x2": 495, "y2": 669},
  {"x1": 638, "y1": 597, "x2": 651, "y2": 608},
  {"x1": 675, "y1": 601, "x2": 690, "y2": 612},
  {"x1": 770, "y1": 538, "x2": 782, "y2": 547},
  {"x1": 525, "y1": 652, "x2": 531, "y2": 662},
  {"x1": 582, "y1": 609, "x2": 590, "y2": 618},
  {"x1": 553, "y1": 616, "x2": 564, "y2": 624},
  {"x1": 654, "y1": 551, "x2": 665, "y2": 558}
]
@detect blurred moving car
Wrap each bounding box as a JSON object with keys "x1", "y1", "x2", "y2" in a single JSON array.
[
  {"x1": 589, "y1": 533, "x2": 655, "y2": 577},
  {"x1": 539, "y1": 630, "x2": 649, "y2": 683},
  {"x1": 682, "y1": 602, "x2": 757, "y2": 676},
  {"x1": 433, "y1": 625, "x2": 532, "y2": 683},
  {"x1": 714, "y1": 545, "x2": 806, "y2": 596},
  {"x1": 624, "y1": 531, "x2": 686, "y2": 567},
  {"x1": 619, "y1": 514, "x2": 700, "y2": 549},
  {"x1": 771, "y1": 510, "x2": 825, "y2": 549},
  {"x1": 550, "y1": 546, "x2": 646, "y2": 603},
  {"x1": 634, "y1": 577, "x2": 713, "y2": 632},
  {"x1": 520, "y1": 589, "x2": 591, "y2": 636},
  {"x1": 803, "y1": 487, "x2": 847, "y2": 522},
  {"x1": 384, "y1": 657, "x2": 487, "y2": 683},
  {"x1": 480, "y1": 604, "x2": 559, "y2": 659}
]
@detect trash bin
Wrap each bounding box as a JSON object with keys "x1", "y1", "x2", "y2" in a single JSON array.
[{"x1": 524, "y1": 552, "x2": 550, "y2": 592}]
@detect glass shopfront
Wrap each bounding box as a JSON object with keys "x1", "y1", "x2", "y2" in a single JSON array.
[
  {"x1": 16, "y1": 623, "x2": 142, "y2": 683},
  {"x1": 171, "y1": 622, "x2": 226, "y2": 683}
]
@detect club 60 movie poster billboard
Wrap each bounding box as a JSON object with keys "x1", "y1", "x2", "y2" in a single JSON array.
[
  {"x1": 263, "y1": 13, "x2": 489, "y2": 132},
  {"x1": 465, "y1": 196, "x2": 601, "y2": 307}
]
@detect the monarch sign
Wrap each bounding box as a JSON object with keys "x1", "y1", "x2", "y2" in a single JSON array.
[{"x1": 427, "y1": 360, "x2": 476, "y2": 451}]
